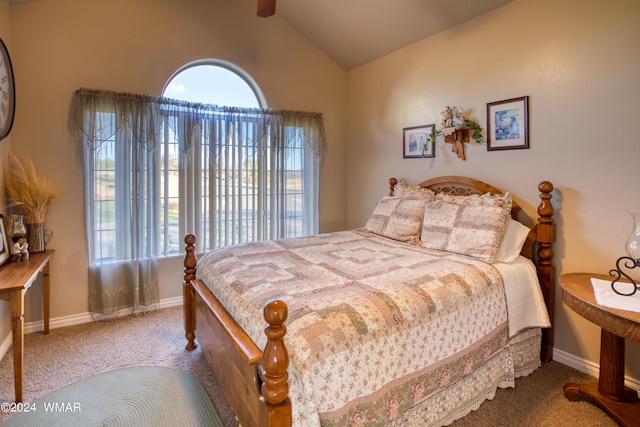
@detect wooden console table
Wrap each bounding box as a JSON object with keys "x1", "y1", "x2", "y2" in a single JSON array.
[
  {"x1": 559, "y1": 272, "x2": 640, "y2": 426},
  {"x1": 0, "y1": 250, "x2": 53, "y2": 402}
]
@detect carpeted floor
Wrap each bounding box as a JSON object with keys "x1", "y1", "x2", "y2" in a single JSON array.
[{"x1": 0, "y1": 306, "x2": 620, "y2": 426}]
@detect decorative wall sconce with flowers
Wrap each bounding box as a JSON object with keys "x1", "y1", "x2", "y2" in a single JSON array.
[{"x1": 423, "y1": 106, "x2": 484, "y2": 161}]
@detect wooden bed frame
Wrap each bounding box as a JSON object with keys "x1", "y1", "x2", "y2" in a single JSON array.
[{"x1": 183, "y1": 176, "x2": 555, "y2": 427}]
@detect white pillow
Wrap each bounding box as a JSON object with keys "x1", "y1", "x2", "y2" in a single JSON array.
[{"x1": 496, "y1": 218, "x2": 531, "y2": 263}]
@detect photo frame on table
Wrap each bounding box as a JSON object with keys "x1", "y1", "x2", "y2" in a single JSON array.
[
  {"x1": 0, "y1": 214, "x2": 9, "y2": 266},
  {"x1": 403, "y1": 124, "x2": 435, "y2": 158},
  {"x1": 486, "y1": 96, "x2": 529, "y2": 151}
]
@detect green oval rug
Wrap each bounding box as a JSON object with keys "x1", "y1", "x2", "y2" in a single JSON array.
[{"x1": 2, "y1": 366, "x2": 224, "y2": 427}]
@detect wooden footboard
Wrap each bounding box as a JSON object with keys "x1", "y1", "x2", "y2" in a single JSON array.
[
  {"x1": 183, "y1": 176, "x2": 556, "y2": 427},
  {"x1": 184, "y1": 234, "x2": 291, "y2": 427}
]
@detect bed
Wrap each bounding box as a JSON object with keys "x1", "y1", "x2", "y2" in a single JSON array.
[{"x1": 183, "y1": 176, "x2": 556, "y2": 427}]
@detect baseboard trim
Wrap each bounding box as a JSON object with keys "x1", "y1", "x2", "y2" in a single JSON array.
[
  {"x1": 0, "y1": 296, "x2": 183, "y2": 361},
  {"x1": 159, "y1": 296, "x2": 183, "y2": 309},
  {"x1": 553, "y1": 347, "x2": 640, "y2": 392}
]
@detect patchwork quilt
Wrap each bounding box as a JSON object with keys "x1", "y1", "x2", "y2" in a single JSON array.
[{"x1": 197, "y1": 229, "x2": 515, "y2": 426}]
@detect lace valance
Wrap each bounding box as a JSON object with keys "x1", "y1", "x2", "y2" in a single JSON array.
[{"x1": 70, "y1": 88, "x2": 326, "y2": 159}]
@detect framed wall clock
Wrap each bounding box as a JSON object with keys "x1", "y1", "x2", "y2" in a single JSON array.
[{"x1": 0, "y1": 38, "x2": 16, "y2": 141}]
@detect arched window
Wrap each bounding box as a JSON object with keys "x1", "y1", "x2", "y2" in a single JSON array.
[
  {"x1": 155, "y1": 61, "x2": 319, "y2": 255},
  {"x1": 75, "y1": 62, "x2": 324, "y2": 315},
  {"x1": 78, "y1": 60, "x2": 321, "y2": 269},
  {"x1": 162, "y1": 60, "x2": 264, "y2": 108}
]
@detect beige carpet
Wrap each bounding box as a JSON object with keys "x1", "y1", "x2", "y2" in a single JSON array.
[{"x1": 0, "y1": 306, "x2": 620, "y2": 426}]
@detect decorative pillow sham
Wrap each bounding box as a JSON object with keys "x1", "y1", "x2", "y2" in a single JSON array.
[
  {"x1": 394, "y1": 180, "x2": 435, "y2": 199},
  {"x1": 420, "y1": 200, "x2": 508, "y2": 263},
  {"x1": 365, "y1": 196, "x2": 426, "y2": 242},
  {"x1": 496, "y1": 218, "x2": 531, "y2": 263},
  {"x1": 435, "y1": 191, "x2": 512, "y2": 215}
]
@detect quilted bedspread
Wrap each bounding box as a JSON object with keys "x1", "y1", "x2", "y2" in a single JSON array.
[{"x1": 197, "y1": 229, "x2": 516, "y2": 426}]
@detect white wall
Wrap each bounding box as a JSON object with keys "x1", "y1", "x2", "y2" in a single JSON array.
[
  {"x1": 2, "y1": 0, "x2": 347, "y2": 327},
  {"x1": 347, "y1": 0, "x2": 640, "y2": 380}
]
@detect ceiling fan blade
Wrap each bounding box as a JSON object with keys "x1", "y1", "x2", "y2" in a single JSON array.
[{"x1": 257, "y1": 0, "x2": 276, "y2": 17}]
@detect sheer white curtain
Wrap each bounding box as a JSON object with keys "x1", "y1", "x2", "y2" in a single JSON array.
[
  {"x1": 73, "y1": 91, "x2": 162, "y2": 317},
  {"x1": 71, "y1": 88, "x2": 325, "y2": 317},
  {"x1": 187, "y1": 109, "x2": 323, "y2": 250}
]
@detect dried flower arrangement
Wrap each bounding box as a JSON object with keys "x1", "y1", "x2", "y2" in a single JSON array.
[{"x1": 4, "y1": 152, "x2": 60, "y2": 223}]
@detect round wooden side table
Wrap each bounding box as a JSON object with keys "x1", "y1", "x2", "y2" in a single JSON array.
[{"x1": 559, "y1": 273, "x2": 640, "y2": 427}]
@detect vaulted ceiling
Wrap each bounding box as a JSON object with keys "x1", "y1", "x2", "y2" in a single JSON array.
[{"x1": 274, "y1": 0, "x2": 516, "y2": 70}]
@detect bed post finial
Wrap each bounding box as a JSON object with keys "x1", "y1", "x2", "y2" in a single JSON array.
[
  {"x1": 537, "y1": 181, "x2": 555, "y2": 267},
  {"x1": 184, "y1": 234, "x2": 197, "y2": 351},
  {"x1": 184, "y1": 234, "x2": 197, "y2": 282},
  {"x1": 389, "y1": 177, "x2": 398, "y2": 196},
  {"x1": 261, "y1": 300, "x2": 290, "y2": 407}
]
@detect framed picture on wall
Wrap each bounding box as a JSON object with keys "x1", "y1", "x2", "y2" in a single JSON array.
[
  {"x1": 0, "y1": 214, "x2": 10, "y2": 266},
  {"x1": 403, "y1": 124, "x2": 435, "y2": 158},
  {"x1": 486, "y1": 96, "x2": 529, "y2": 150}
]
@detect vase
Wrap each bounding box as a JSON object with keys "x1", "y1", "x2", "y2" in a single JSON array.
[
  {"x1": 10, "y1": 214, "x2": 27, "y2": 238},
  {"x1": 626, "y1": 210, "x2": 640, "y2": 262},
  {"x1": 28, "y1": 222, "x2": 46, "y2": 253}
]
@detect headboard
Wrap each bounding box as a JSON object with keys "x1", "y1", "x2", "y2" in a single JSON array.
[{"x1": 389, "y1": 175, "x2": 522, "y2": 219}]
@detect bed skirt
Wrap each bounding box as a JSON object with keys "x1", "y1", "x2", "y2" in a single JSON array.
[{"x1": 388, "y1": 328, "x2": 542, "y2": 427}]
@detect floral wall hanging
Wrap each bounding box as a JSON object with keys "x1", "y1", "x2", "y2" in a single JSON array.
[{"x1": 424, "y1": 106, "x2": 484, "y2": 161}]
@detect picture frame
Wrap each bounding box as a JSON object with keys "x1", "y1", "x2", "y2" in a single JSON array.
[
  {"x1": 0, "y1": 214, "x2": 10, "y2": 266},
  {"x1": 486, "y1": 96, "x2": 529, "y2": 151},
  {"x1": 403, "y1": 124, "x2": 435, "y2": 158}
]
